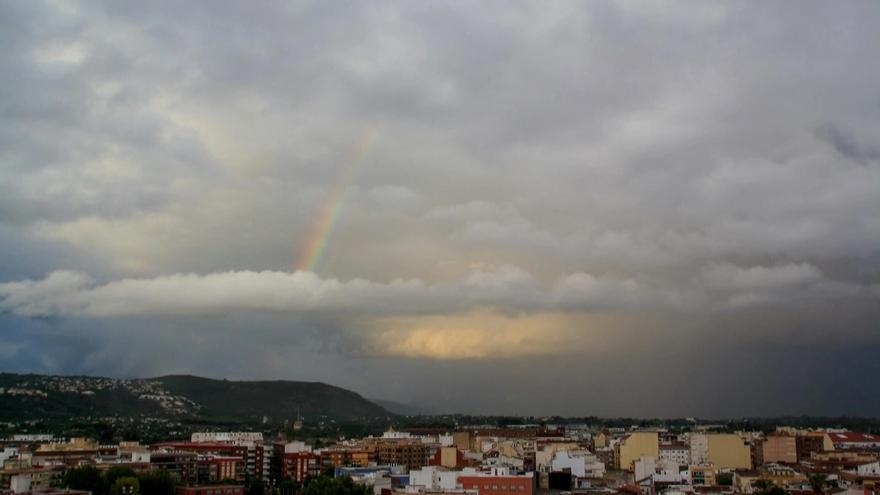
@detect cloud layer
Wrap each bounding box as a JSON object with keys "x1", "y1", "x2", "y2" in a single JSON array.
[
  {"x1": 3, "y1": 264, "x2": 875, "y2": 319},
  {"x1": 1, "y1": 0, "x2": 880, "y2": 415}
]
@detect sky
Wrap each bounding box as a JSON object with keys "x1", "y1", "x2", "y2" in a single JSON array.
[{"x1": 1, "y1": 0, "x2": 880, "y2": 417}]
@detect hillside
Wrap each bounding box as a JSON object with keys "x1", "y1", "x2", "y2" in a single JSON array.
[
  {"x1": 370, "y1": 398, "x2": 435, "y2": 416},
  {"x1": 155, "y1": 374, "x2": 391, "y2": 421},
  {"x1": 0, "y1": 372, "x2": 391, "y2": 423}
]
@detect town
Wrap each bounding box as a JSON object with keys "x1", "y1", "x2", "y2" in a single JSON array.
[{"x1": 2, "y1": 423, "x2": 880, "y2": 495}]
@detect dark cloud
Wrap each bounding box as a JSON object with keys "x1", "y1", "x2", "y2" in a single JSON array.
[
  {"x1": 1, "y1": 0, "x2": 879, "y2": 415},
  {"x1": 817, "y1": 124, "x2": 880, "y2": 165}
]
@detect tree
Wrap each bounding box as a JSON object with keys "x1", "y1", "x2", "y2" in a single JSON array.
[
  {"x1": 106, "y1": 467, "x2": 138, "y2": 487},
  {"x1": 753, "y1": 479, "x2": 774, "y2": 494},
  {"x1": 248, "y1": 479, "x2": 265, "y2": 495},
  {"x1": 63, "y1": 465, "x2": 108, "y2": 495},
  {"x1": 300, "y1": 475, "x2": 370, "y2": 495},
  {"x1": 753, "y1": 479, "x2": 789, "y2": 495},
  {"x1": 278, "y1": 480, "x2": 296, "y2": 495},
  {"x1": 110, "y1": 477, "x2": 140, "y2": 495},
  {"x1": 138, "y1": 469, "x2": 176, "y2": 495},
  {"x1": 808, "y1": 474, "x2": 829, "y2": 494}
]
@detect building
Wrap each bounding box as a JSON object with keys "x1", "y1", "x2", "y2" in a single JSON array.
[
  {"x1": 176, "y1": 486, "x2": 244, "y2": 495},
  {"x1": 593, "y1": 432, "x2": 608, "y2": 450},
  {"x1": 852, "y1": 461, "x2": 880, "y2": 477},
  {"x1": 453, "y1": 432, "x2": 473, "y2": 452},
  {"x1": 734, "y1": 465, "x2": 807, "y2": 494},
  {"x1": 535, "y1": 442, "x2": 579, "y2": 470},
  {"x1": 373, "y1": 441, "x2": 428, "y2": 471},
  {"x1": 550, "y1": 451, "x2": 605, "y2": 479},
  {"x1": 191, "y1": 433, "x2": 263, "y2": 444},
  {"x1": 457, "y1": 468, "x2": 535, "y2": 495},
  {"x1": 35, "y1": 438, "x2": 96, "y2": 453},
  {"x1": 1, "y1": 490, "x2": 89, "y2": 495},
  {"x1": 659, "y1": 444, "x2": 689, "y2": 467},
  {"x1": 809, "y1": 451, "x2": 878, "y2": 471},
  {"x1": 281, "y1": 452, "x2": 321, "y2": 482},
  {"x1": 617, "y1": 433, "x2": 659, "y2": 471},
  {"x1": 689, "y1": 465, "x2": 717, "y2": 487},
  {"x1": 150, "y1": 451, "x2": 200, "y2": 484},
  {"x1": 261, "y1": 443, "x2": 274, "y2": 480},
  {"x1": 382, "y1": 428, "x2": 412, "y2": 440},
  {"x1": 690, "y1": 434, "x2": 751, "y2": 470},
  {"x1": 3, "y1": 469, "x2": 64, "y2": 493},
  {"x1": 321, "y1": 448, "x2": 372, "y2": 468},
  {"x1": 409, "y1": 466, "x2": 462, "y2": 491},
  {"x1": 428, "y1": 447, "x2": 467, "y2": 470},
  {"x1": 151, "y1": 443, "x2": 248, "y2": 482},
  {"x1": 334, "y1": 465, "x2": 407, "y2": 493},
  {"x1": 201, "y1": 456, "x2": 244, "y2": 482},
  {"x1": 31, "y1": 438, "x2": 98, "y2": 466},
  {"x1": 795, "y1": 433, "x2": 829, "y2": 461},
  {"x1": 829, "y1": 433, "x2": 880, "y2": 451},
  {"x1": 759, "y1": 436, "x2": 797, "y2": 465}
]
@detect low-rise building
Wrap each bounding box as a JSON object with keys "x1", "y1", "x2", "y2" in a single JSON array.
[
  {"x1": 550, "y1": 451, "x2": 605, "y2": 479},
  {"x1": 688, "y1": 464, "x2": 716, "y2": 487},
  {"x1": 457, "y1": 468, "x2": 534, "y2": 495},
  {"x1": 829, "y1": 433, "x2": 880, "y2": 451},
  {"x1": 176, "y1": 485, "x2": 244, "y2": 495}
]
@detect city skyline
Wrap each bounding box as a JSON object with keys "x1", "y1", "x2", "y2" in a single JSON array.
[{"x1": 2, "y1": 1, "x2": 880, "y2": 416}]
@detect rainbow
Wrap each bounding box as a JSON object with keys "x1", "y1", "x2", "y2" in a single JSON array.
[{"x1": 295, "y1": 127, "x2": 379, "y2": 272}]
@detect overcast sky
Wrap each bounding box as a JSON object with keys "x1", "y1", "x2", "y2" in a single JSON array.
[{"x1": 2, "y1": 0, "x2": 880, "y2": 417}]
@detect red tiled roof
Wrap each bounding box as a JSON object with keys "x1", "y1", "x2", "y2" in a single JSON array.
[{"x1": 829, "y1": 433, "x2": 880, "y2": 443}]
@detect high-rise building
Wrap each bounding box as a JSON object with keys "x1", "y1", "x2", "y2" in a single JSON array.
[{"x1": 616, "y1": 432, "x2": 659, "y2": 471}]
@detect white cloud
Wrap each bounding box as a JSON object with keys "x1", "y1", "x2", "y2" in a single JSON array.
[
  {"x1": 0, "y1": 266, "x2": 677, "y2": 319},
  {"x1": 6, "y1": 264, "x2": 872, "y2": 320}
]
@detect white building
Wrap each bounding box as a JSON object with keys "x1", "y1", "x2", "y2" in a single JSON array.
[
  {"x1": 10, "y1": 474, "x2": 32, "y2": 494},
  {"x1": 634, "y1": 457, "x2": 657, "y2": 483},
  {"x1": 551, "y1": 451, "x2": 605, "y2": 479},
  {"x1": 284, "y1": 441, "x2": 313, "y2": 453},
  {"x1": 191, "y1": 432, "x2": 264, "y2": 443},
  {"x1": 854, "y1": 462, "x2": 880, "y2": 477},
  {"x1": 659, "y1": 445, "x2": 690, "y2": 467},
  {"x1": 11, "y1": 435, "x2": 54, "y2": 442},
  {"x1": 654, "y1": 460, "x2": 685, "y2": 484},
  {"x1": 689, "y1": 434, "x2": 709, "y2": 465},
  {"x1": 1, "y1": 447, "x2": 19, "y2": 464},
  {"x1": 634, "y1": 457, "x2": 684, "y2": 485},
  {"x1": 409, "y1": 467, "x2": 461, "y2": 491},
  {"x1": 383, "y1": 429, "x2": 412, "y2": 440}
]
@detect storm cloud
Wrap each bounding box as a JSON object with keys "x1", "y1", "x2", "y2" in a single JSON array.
[{"x1": 1, "y1": 0, "x2": 880, "y2": 416}]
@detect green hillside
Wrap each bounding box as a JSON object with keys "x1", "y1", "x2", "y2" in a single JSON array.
[
  {"x1": 155, "y1": 374, "x2": 391, "y2": 421},
  {"x1": 0, "y1": 372, "x2": 391, "y2": 423}
]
